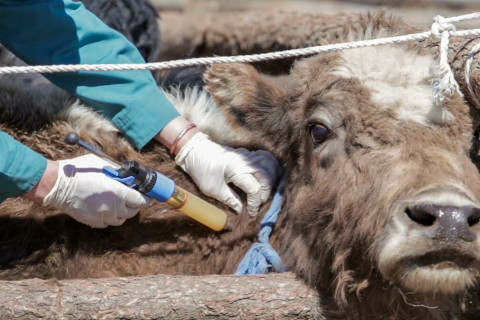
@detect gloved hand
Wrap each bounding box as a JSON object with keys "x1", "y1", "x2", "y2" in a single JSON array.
[
  {"x1": 175, "y1": 133, "x2": 281, "y2": 216},
  {"x1": 43, "y1": 154, "x2": 151, "y2": 228}
]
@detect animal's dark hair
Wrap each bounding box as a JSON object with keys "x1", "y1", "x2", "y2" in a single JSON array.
[{"x1": 80, "y1": 0, "x2": 161, "y2": 63}]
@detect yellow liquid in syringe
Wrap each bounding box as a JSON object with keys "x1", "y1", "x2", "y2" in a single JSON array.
[{"x1": 166, "y1": 186, "x2": 228, "y2": 231}]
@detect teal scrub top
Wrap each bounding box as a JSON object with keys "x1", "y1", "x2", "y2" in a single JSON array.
[{"x1": 0, "y1": 0, "x2": 180, "y2": 201}]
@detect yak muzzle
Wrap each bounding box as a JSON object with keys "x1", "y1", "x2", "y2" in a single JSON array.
[
  {"x1": 405, "y1": 204, "x2": 480, "y2": 242},
  {"x1": 378, "y1": 188, "x2": 480, "y2": 294}
]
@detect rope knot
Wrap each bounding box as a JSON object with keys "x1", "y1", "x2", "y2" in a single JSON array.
[
  {"x1": 431, "y1": 15, "x2": 456, "y2": 38},
  {"x1": 431, "y1": 15, "x2": 463, "y2": 106}
]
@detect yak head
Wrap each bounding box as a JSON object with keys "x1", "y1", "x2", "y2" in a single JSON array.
[{"x1": 193, "y1": 23, "x2": 480, "y2": 316}]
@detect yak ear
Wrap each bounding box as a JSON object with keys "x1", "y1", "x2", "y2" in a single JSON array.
[{"x1": 204, "y1": 63, "x2": 295, "y2": 156}]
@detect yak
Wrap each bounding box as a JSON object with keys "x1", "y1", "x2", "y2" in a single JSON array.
[{"x1": 0, "y1": 7, "x2": 480, "y2": 320}]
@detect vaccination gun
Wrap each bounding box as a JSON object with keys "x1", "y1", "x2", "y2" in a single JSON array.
[{"x1": 64, "y1": 132, "x2": 228, "y2": 231}]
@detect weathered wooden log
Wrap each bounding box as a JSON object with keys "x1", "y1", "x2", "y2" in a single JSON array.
[{"x1": 0, "y1": 273, "x2": 319, "y2": 319}]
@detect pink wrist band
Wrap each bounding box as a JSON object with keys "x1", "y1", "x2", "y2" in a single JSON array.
[{"x1": 169, "y1": 123, "x2": 197, "y2": 154}]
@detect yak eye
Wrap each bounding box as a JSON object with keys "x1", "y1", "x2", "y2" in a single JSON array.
[{"x1": 309, "y1": 124, "x2": 330, "y2": 145}]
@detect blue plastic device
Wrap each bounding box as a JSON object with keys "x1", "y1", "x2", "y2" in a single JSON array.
[{"x1": 103, "y1": 161, "x2": 175, "y2": 203}]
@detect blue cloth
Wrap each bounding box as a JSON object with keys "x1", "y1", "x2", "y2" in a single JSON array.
[
  {"x1": 0, "y1": 0, "x2": 180, "y2": 200},
  {"x1": 235, "y1": 176, "x2": 287, "y2": 275}
]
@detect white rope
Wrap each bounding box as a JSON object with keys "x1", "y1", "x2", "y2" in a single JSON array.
[
  {"x1": 0, "y1": 32, "x2": 433, "y2": 74},
  {"x1": 431, "y1": 15, "x2": 463, "y2": 106},
  {"x1": 0, "y1": 12, "x2": 479, "y2": 76}
]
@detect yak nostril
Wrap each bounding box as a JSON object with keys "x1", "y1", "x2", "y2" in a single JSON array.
[
  {"x1": 468, "y1": 209, "x2": 480, "y2": 227},
  {"x1": 405, "y1": 206, "x2": 436, "y2": 226}
]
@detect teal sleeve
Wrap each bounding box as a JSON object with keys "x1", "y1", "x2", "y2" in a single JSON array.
[
  {"x1": 0, "y1": 0, "x2": 179, "y2": 149},
  {"x1": 0, "y1": 130, "x2": 47, "y2": 202}
]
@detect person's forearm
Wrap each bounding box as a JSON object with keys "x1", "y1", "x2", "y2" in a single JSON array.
[
  {"x1": 155, "y1": 116, "x2": 200, "y2": 155},
  {"x1": 23, "y1": 160, "x2": 59, "y2": 204}
]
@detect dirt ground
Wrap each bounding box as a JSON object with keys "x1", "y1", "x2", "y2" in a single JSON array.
[{"x1": 151, "y1": 0, "x2": 480, "y2": 29}]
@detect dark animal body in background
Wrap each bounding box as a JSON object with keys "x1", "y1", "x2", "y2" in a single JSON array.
[
  {"x1": 1, "y1": 7, "x2": 480, "y2": 320},
  {"x1": 78, "y1": 0, "x2": 161, "y2": 63}
]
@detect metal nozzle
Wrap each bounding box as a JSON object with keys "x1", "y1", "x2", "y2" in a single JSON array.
[
  {"x1": 166, "y1": 187, "x2": 188, "y2": 209},
  {"x1": 64, "y1": 132, "x2": 122, "y2": 167}
]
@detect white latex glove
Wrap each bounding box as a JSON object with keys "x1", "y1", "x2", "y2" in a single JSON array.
[
  {"x1": 43, "y1": 154, "x2": 151, "y2": 228},
  {"x1": 175, "y1": 132, "x2": 281, "y2": 216}
]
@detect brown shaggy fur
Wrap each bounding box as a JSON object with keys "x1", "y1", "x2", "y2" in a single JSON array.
[{"x1": 1, "y1": 10, "x2": 480, "y2": 320}]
